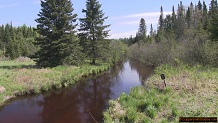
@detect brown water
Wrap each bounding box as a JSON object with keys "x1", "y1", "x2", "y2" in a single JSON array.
[{"x1": 0, "y1": 59, "x2": 154, "y2": 123}]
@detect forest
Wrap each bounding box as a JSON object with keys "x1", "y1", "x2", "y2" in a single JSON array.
[
  {"x1": 122, "y1": 0, "x2": 218, "y2": 67},
  {"x1": 0, "y1": 0, "x2": 217, "y2": 68},
  {"x1": 0, "y1": 0, "x2": 127, "y2": 67}
]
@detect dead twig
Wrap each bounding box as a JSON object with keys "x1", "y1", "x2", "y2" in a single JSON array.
[{"x1": 89, "y1": 112, "x2": 98, "y2": 123}]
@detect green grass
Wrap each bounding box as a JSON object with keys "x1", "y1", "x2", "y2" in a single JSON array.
[
  {"x1": 104, "y1": 64, "x2": 218, "y2": 123},
  {"x1": 0, "y1": 60, "x2": 111, "y2": 105}
]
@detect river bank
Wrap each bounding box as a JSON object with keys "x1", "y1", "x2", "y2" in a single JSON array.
[
  {"x1": 0, "y1": 60, "x2": 111, "y2": 106},
  {"x1": 104, "y1": 63, "x2": 218, "y2": 123}
]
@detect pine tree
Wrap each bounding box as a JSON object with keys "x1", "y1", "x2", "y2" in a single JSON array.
[
  {"x1": 209, "y1": 0, "x2": 217, "y2": 15},
  {"x1": 209, "y1": 0, "x2": 218, "y2": 41},
  {"x1": 0, "y1": 25, "x2": 4, "y2": 56},
  {"x1": 158, "y1": 6, "x2": 164, "y2": 32},
  {"x1": 172, "y1": 6, "x2": 176, "y2": 30},
  {"x1": 198, "y1": 0, "x2": 203, "y2": 10},
  {"x1": 79, "y1": 0, "x2": 110, "y2": 64},
  {"x1": 186, "y1": 7, "x2": 191, "y2": 29},
  {"x1": 203, "y1": 1, "x2": 209, "y2": 30},
  {"x1": 137, "y1": 18, "x2": 147, "y2": 43},
  {"x1": 157, "y1": 6, "x2": 164, "y2": 42},
  {"x1": 176, "y1": 1, "x2": 185, "y2": 37},
  {"x1": 34, "y1": 0, "x2": 82, "y2": 67},
  {"x1": 149, "y1": 24, "x2": 155, "y2": 42}
]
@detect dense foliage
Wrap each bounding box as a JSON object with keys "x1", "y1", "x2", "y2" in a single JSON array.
[
  {"x1": 34, "y1": 0, "x2": 83, "y2": 67},
  {"x1": 0, "y1": 23, "x2": 38, "y2": 59},
  {"x1": 127, "y1": 0, "x2": 218, "y2": 67},
  {"x1": 79, "y1": 0, "x2": 110, "y2": 64},
  {"x1": 0, "y1": 0, "x2": 127, "y2": 68}
]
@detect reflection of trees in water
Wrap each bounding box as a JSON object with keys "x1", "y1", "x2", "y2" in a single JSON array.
[
  {"x1": 38, "y1": 61, "x2": 126, "y2": 123},
  {"x1": 110, "y1": 60, "x2": 125, "y2": 81},
  {"x1": 129, "y1": 59, "x2": 154, "y2": 85}
]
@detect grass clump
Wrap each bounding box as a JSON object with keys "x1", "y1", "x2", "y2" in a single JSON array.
[{"x1": 104, "y1": 86, "x2": 171, "y2": 122}]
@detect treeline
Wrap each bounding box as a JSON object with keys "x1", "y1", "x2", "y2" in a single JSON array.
[
  {"x1": 126, "y1": 0, "x2": 218, "y2": 67},
  {"x1": 0, "y1": 23, "x2": 38, "y2": 59},
  {"x1": 0, "y1": 0, "x2": 127, "y2": 67}
]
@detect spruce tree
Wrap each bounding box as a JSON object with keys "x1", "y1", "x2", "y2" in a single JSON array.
[
  {"x1": 203, "y1": 1, "x2": 209, "y2": 30},
  {"x1": 79, "y1": 0, "x2": 110, "y2": 64},
  {"x1": 137, "y1": 18, "x2": 147, "y2": 43},
  {"x1": 186, "y1": 7, "x2": 191, "y2": 29},
  {"x1": 157, "y1": 6, "x2": 164, "y2": 42},
  {"x1": 198, "y1": 0, "x2": 203, "y2": 10},
  {"x1": 158, "y1": 6, "x2": 164, "y2": 32},
  {"x1": 35, "y1": 0, "x2": 82, "y2": 67},
  {"x1": 176, "y1": 1, "x2": 185, "y2": 37},
  {"x1": 172, "y1": 6, "x2": 176, "y2": 30},
  {"x1": 209, "y1": 0, "x2": 218, "y2": 41}
]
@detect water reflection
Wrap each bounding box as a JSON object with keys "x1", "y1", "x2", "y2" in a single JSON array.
[
  {"x1": 0, "y1": 60, "x2": 153, "y2": 123},
  {"x1": 129, "y1": 59, "x2": 154, "y2": 85}
]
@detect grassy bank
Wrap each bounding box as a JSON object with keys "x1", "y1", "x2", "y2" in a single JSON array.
[
  {"x1": 0, "y1": 60, "x2": 111, "y2": 106},
  {"x1": 104, "y1": 64, "x2": 218, "y2": 123}
]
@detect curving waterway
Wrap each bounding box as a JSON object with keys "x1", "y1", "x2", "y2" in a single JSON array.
[{"x1": 0, "y1": 59, "x2": 154, "y2": 123}]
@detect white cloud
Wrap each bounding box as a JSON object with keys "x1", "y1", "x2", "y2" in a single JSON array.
[
  {"x1": 120, "y1": 21, "x2": 139, "y2": 25},
  {"x1": 0, "y1": 4, "x2": 17, "y2": 9},
  {"x1": 109, "y1": 11, "x2": 172, "y2": 38},
  {"x1": 110, "y1": 11, "x2": 172, "y2": 20},
  {"x1": 120, "y1": 18, "x2": 158, "y2": 26},
  {"x1": 109, "y1": 30, "x2": 138, "y2": 39},
  {"x1": 124, "y1": 12, "x2": 171, "y2": 18}
]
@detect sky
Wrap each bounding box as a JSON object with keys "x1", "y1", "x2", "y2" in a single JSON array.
[{"x1": 0, "y1": 0, "x2": 211, "y2": 39}]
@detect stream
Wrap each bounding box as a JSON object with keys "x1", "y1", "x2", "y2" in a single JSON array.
[{"x1": 0, "y1": 59, "x2": 154, "y2": 123}]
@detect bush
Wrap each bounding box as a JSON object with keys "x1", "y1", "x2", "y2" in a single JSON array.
[{"x1": 129, "y1": 39, "x2": 176, "y2": 66}]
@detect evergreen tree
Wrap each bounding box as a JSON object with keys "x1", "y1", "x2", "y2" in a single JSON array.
[
  {"x1": 79, "y1": 0, "x2": 110, "y2": 64},
  {"x1": 209, "y1": 0, "x2": 218, "y2": 15},
  {"x1": 137, "y1": 18, "x2": 147, "y2": 43},
  {"x1": 203, "y1": 1, "x2": 209, "y2": 30},
  {"x1": 198, "y1": 0, "x2": 203, "y2": 10},
  {"x1": 164, "y1": 15, "x2": 172, "y2": 32},
  {"x1": 157, "y1": 6, "x2": 164, "y2": 42},
  {"x1": 149, "y1": 24, "x2": 155, "y2": 42},
  {"x1": 176, "y1": 1, "x2": 185, "y2": 37},
  {"x1": 0, "y1": 25, "x2": 4, "y2": 56},
  {"x1": 209, "y1": 0, "x2": 218, "y2": 41},
  {"x1": 186, "y1": 7, "x2": 191, "y2": 29},
  {"x1": 34, "y1": 0, "x2": 82, "y2": 67},
  {"x1": 158, "y1": 6, "x2": 164, "y2": 32},
  {"x1": 172, "y1": 6, "x2": 176, "y2": 30}
]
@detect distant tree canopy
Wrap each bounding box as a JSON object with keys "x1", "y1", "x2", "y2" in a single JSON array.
[
  {"x1": 127, "y1": 0, "x2": 218, "y2": 67},
  {"x1": 0, "y1": 23, "x2": 38, "y2": 59},
  {"x1": 122, "y1": 0, "x2": 218, "y2": 45}
]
